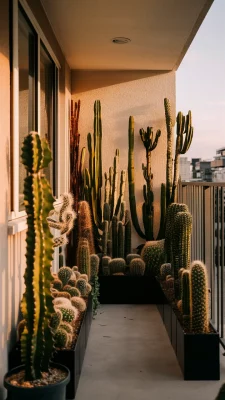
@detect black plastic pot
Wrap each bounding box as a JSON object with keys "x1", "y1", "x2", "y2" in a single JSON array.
[{"x1": 4, "y1": 363, "x2": 70, "y2": 400}]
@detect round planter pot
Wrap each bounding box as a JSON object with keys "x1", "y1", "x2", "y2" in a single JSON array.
[{"x1": 4, "y1": 363, "x2": 70, "y2": 400}]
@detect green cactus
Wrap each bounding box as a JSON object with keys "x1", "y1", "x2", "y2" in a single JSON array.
[
  {"x1": 90, "y1": 254, "x2": 100, "y2": 279},
  {"x1": 53, "y1": 291, "x2": 71, "y2": 300},
  {"x1": 126, "y1": 254, "x2": 141, "y2": 265},
  {"x1": 124, "y1": 210, "x2": 132, "y2": 258},
  {"x1": 102, "y1": 220, "x2": 109, "y2": 256},
  {"x1": 165, "y1": 203, "x2": 189, "y2": 264},
  {"x1": 59, "y1": 322, "x2": 73, "y2": 335},
  {"x1": 57, "y1": 306, "x2": 78, "y2": 323},
  {"x1": 109, "y1": 258, "x2": 126, "y2": 275},
  {"x1": 58, "y1": 266, "x2": 73, "y2": 286},
  {"x1": 102, "y1": 256, "x2": 111, "y2": 276},
  {"x1": 112, "y1": 215, "x2": 118, "y2": 258},
  {"x1": 181, "y1": 270, "x2": 190, "y2": 317},
  {"x1": 172, "y1": 211, "x2": 192, "y2": 279},
  {"x1": 141, "y1": 240, "x2": 165, "y2": 276},
  {"x1": 80, "y1": 274, "x2": 88, "y2": 281},
  {"x1": 63, "y1": 285, "x2": 81, "y2": 297},
  {"x1": 54, "y1": 328, "x2": 70, "y2": 349},
  {"x1": 190, "y1": 261, "x2": 209, "y2": 333},
  {"x1": 52, "y1": 278, "x2": 63, "y2": 291},
  {"x1": 77, "y1": 200, "x2": 95, "y2": 254},
  {"x1": 128, "y1": 116, "x2": 161, "y2": 241},
  {"x1": 68, "y1": 278, "x2": 76, "y2": 287},
  {"x1": 76, "y1": 278, "x2": 91, "y2": 297},
  {"x1": 118, "y1": 221, "x2": 124, "y2": 259},
  {"x1": 71, "y1": 296, "x2": 87, "y2": 312},
  {"x1": 114, "y1": 169, "x2": 127, "y2": 217},
  {"x1": 77, "y1": 239, "x2": 90, "y2": 278},
  {"x1": 20, "y1": 132, "x2": 55, "y2": 380},
  {"x1": 130, "y1": 259, "x2": 146, "y2": 276},
  {"x1": 160, "y1": 263, "x2": 172, "y2": 280},
  {"x1": 50, "y1": 310, "x2": 62, "y2": 331},
  {"x1": 164, "y1": 98, "x2": 193, "y2": 206}
]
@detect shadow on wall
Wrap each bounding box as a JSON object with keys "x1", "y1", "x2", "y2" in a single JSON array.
[{"x1": 72, "y1": 70, "x2": 171, "y2": 94}]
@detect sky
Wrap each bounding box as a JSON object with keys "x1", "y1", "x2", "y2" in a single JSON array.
[{"x1": 176, "y1": 0, "x2": 225, "y2": 161}]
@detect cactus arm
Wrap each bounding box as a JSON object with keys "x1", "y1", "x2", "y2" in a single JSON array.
[
  {"x1": 164, "y1": 98, "x2": 173, "y2": 207},
  {"x1": 128, "y1": 116, "x2": 145, "y2": 239},
  {"x1": 115, "y1": 169, "x2": 126, "y2": 217},
  {"x1": 111, "y1": 149, "x2": 119, "y2": 219},
  {"x1": 157, "y1": 183, "x2": 166, "y2": 240}
]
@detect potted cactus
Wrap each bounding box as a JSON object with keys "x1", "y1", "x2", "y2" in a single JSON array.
[{"x1": 4, "y1": 133, "x2": 70, "y2": 400}]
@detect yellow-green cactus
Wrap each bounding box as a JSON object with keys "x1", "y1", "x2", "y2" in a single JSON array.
[{"x1": 20, "y1": 132, "x2": 55, "y2": 380}]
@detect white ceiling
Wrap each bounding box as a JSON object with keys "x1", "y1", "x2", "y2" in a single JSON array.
[{"x1": 41, "y1": 0, "x2": 213, "y2": 71}]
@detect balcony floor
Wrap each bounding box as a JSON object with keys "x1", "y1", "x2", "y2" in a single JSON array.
[{"x1": 76, "y1": 304, "x2": 225, "y2": 400}]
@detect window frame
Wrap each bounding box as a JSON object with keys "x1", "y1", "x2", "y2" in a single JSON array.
[{"x1": 9, "y1": 0, "x2": 60, "y2": 221}]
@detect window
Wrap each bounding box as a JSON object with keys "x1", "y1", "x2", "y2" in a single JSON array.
[{"x1": 11, "y1": 1, "x2": 59, "y2": 218}]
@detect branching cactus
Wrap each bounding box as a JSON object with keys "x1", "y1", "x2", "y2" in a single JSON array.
[
  {"x1": 20, "y1": 132, "x2": 55, "y2": 380},
  {"x1": 141, "y1": 240, "x2": 165, "y2": 276},
  {"x1": 190, "y1": 261, "x2": 209, "y2": 333},
  {"x1": 173, "y1": 211, "x2": 192, "y2": 279},
  {"x1": 130, "y1": 259, "x2": 146, "y2": 276}
]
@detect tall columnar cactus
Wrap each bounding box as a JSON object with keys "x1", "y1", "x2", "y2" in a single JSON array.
[
  {"x1": 77, "y1": 239, "x2": 90, "y2": 279},
  {"x1": 190, "y1": 261, "x2": 209, "y2": 333},
  {"x1": 20, "y1": 132, "x2": 55, "y2": 380},
  {"x1": 164, "y1": 98, "x2": 194, "y2": 206},
  {"x1": 90, "y1": 254, "x2": 100, "y2": 279},
  {"x1": 128, "y1": 116, "x2": 161, "y2": 241},
  {"x1": 124, "y1": 210, "x2": 132, "y2": 258},
  {"x1": 141, "y1": 240, "x2": 165, "y2": 276},
  {"x1": 77, "y1": 200, "x2": 95, "y2": 254},
  {"x1": 165, "y1": 203, "x2": 189, "y2": 263},
  {"x1": 118, "y1": 221, "x2": 124, "y2": 259},
  {"x1": 102, "y1": 220, "x2": 109, "y2": 256},
  {"x1": 172, "y1": 211, "x2": 192, "y2": 279},
  {"x1": 182, "y1": 270, "x2": 191, "y2": 317},
  {"x1": 112, "y1": 215, "x2": 118, "y2": 258}
]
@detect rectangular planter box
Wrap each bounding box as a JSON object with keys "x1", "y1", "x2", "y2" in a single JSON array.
[
  {"x1": 176, "y1": 315, "x2": 220, "y2": 380},
  {"x1": 157, "y1": 303, "x2": 164, "y2": 321},
  {"x1": 163, "y1": 303, "x2": 172, "y2": 341},
  {"x1": 8, "y1": 296, "x2": 93, "y2": 399},
  {"x1": 171, "y1": 309, "x2": 177, "y2": 353},
  {"x1": 99, "y1": 275, "x2": 167, "y2": 304}
]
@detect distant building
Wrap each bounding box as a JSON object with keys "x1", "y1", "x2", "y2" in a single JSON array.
[
  {"x1": 211, "y1": 147, "x2": 225, "y2": 182},
  {"x1": 179, "y1": 157, "x2": 190, "y2": 181},
  {"x1": 195, "y1": 160, "x2": 212, "y2": 181},
  {"x1": 191, "y1": 158, "x2": 201, "y2": 179}
]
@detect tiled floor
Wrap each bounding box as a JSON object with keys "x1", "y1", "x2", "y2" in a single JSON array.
[{"x1": 75, "y1": 304, "x2": 225, "y2": 400}]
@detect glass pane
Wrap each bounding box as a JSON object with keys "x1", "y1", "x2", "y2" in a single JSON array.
[
  {"x1": 40, "y1": 43, "x2": 55, "y2": 188},
  {"x1": 18, "y1": 9, "x2": 36, "y2": 211}
]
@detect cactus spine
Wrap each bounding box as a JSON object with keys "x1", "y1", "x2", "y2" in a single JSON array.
[
  {"x1": 190, "y1": 261, "x2": 209, "y2": 333},
  {"x1": 20, "y1": 132, "x2": 55, "y2": 380}
]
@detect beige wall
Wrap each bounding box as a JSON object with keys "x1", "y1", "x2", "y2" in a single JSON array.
[{"x1": 72, "y1": 70, "x2": 176, "y2": 248}]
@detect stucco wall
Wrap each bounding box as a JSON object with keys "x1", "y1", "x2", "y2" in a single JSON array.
[{"x1": 71, "y1": 70, "x2": 176, "y2": 248}]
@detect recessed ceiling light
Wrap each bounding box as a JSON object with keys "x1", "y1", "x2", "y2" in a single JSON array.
[{"x1": 111, "y1": 37, "x2": 131, "y2": 44}]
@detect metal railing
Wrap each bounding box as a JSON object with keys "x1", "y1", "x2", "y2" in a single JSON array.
[{"x1": 178, "y1": 181, "x2": 225, "y2": 345}]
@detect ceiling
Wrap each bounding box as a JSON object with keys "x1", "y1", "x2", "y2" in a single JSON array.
[{"x1": 41, "y1": 0, "x2": 213, "y2": 71}]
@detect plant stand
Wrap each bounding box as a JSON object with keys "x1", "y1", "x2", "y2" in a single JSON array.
[
  {"x1": 99, "y1": 275, "x2": 167, "y2": 304},
  {"x1": 8, "y1": 295, "x2": 93, "y2": 400},
  {"x1": 158, "y1": 303, "x2": 220, "y2": 380}
]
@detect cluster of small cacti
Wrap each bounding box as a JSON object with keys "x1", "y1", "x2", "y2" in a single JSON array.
[
  {"x1": 175, "y1": 261, "x2": 209, "y2": 333},
  {"x1": 141, "y1": 240, "x2": 165, "y2": 276},
  {"x1": 101, "y1": 254, "x2": 145, "y2": 277}
]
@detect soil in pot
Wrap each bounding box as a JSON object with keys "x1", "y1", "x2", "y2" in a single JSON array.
[{"x1": 4, "y1": 363, "x2": 70, "y2": 400}]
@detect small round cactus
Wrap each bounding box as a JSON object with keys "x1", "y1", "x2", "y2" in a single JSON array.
[
  {"x1": 58, "y1": 266, "x2": 73, "y2": 286},
  {"x1": 59, "y1": 322, "x2": 73, "y2": 334},
  {"x1": 141, "y1": 240, "x2": 165, "y2": 276},
  {"x1": 74, "y1": 271, "x2": 81, "y2": 280},
  {"x1": 54, "y1": 328, "x2": 70, "y2": 348},
  {"x1": 160, "y1": 263, "x2": 172, "y2": 280},
  {"x1": 76, "y1": 278, "x2": 91, "y2": 297},
  {"x1": 57, "y1": 306, "x2": 78, "y2": 323},
  {"x1": 53, "y1": 297, "x2": 72, "y2": 307},
  {"x1": 80, "y1": 274, "x2": 88, "y2": 282},
  {"x1": 102, "y1": 256, "x2": 111, "y2": 276},
  {"x1": 53, "y1": 291, "x2": 71, "y2": 300},
  {"x1": 68, "y1": 278, "x2": 76, "y2": 287},
  {"x1": 63, "y1": 285, "x2": 81, "y2": 297},
  {"x1": 71, "y1": 296, "x2": 87, "y2": 312},
  {"x1": 130, "y1": 258, "x2": 145, "y2": 276},
  {"x1": 108, "y1": 258, "x2": 126, "y2": 275},
  {"x1": 126, "y1": 254, "x2": 141, "y2": 265},
  {"x1": 50, "y1": 310, "x2": 62, "y2": 330},
  {"x1": 52, "y1": 278, "x2": 63, "y2": 291}
]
